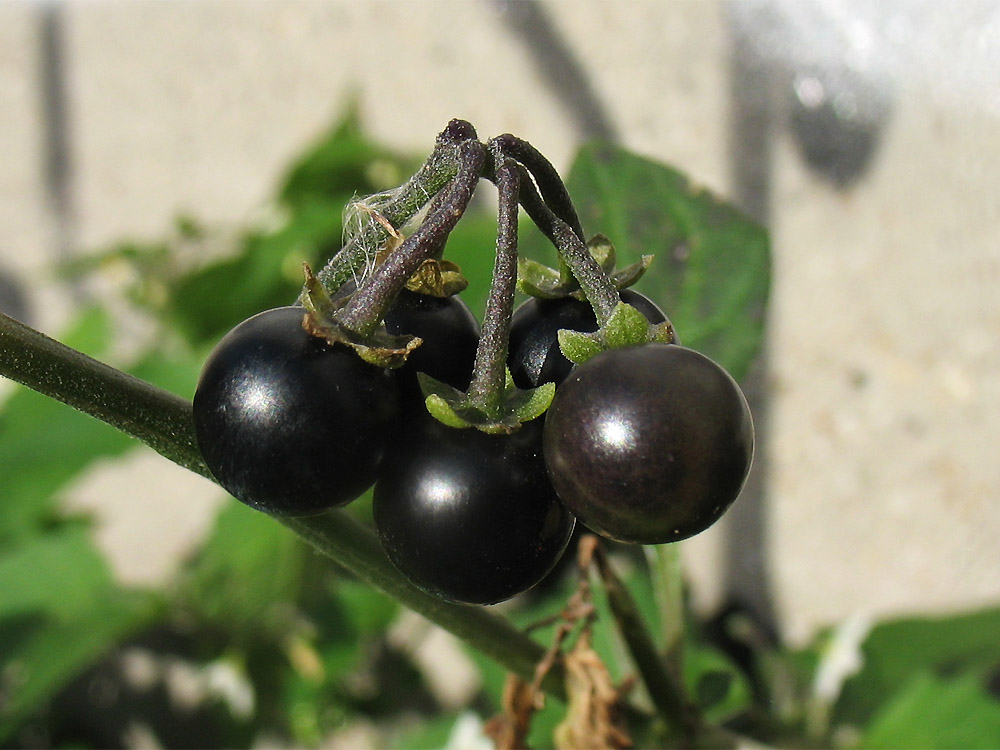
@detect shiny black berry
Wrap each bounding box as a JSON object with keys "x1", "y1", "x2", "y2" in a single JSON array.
[
  {"x1": 383, "y1": 289, "x2": 480, "y2": 403},
  {"x1": 373, "y1": 415, "x2": 575, "y2": 605},
  {"x1": 193, "y1": 306, "x2": 399, "y2": 515},
  {"x1": 543, "y1": 344, "x2": 753, "y2": 544}
]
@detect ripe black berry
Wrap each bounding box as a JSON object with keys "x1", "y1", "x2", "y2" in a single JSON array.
[
  {"x1": 193, "y1": 306, "x2": 399, "y2": 515},
  {"x1": 373, "y1": 415, "x2": 575, "y2": 605},
  {"x1": 543, "y1": 344, "x2": 753, "y2": 544}
]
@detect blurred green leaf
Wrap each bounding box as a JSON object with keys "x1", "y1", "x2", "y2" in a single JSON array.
[
  {"x1": 524, "y1": 143, "x2": 770, "y2": 381},
  {"x1": 0, "y1": 528, "x2": 160, "y2": 740},
  {"x1": 683, "y1": 642, "x2": 753, "y2": 724},
  {"x1": 164, "y1": 208, "x2": 337, "y2": 346},
  {"x1": 179, "y1": 500, "x2": 308, "y2": 638},
  {"x1": 278, "y1": 102, "x2": 414, "y2": 211},
  {"x1": 392, "y1": 711, "x2": 468, "y2": 750},
  {"x1": 332, "y1": 580, "x2": 398, "y2": 638},
  {"x1": 836, "y1": 607, "x2": 1000, "y2": 729},
  {"x1": 858, "y1": 671, "x2": 1000, "y2": 749}
]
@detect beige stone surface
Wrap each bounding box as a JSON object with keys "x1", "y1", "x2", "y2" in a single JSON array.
[{"x1": 1, "y1": 0, "x2": 998, "y2": 645}]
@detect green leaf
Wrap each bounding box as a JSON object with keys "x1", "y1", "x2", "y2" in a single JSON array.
[
  {"x1": 0, "y1": 528, "x2": 160, "y2": 740},
  {"x1": 179, "y1": 500, "x2": 309, "y2": 637},
  {"x1": 536, "y1": 143, "x2": 770, "y2": 381},
  {"x1": 683, "y1": 643, "x2": 753, "y2": 724},
  {"x1": 836, "y1": 607, "x2": 1000, "y2": 729},
  {"x1": 278, "y1": 102, "x2": 415, "y2": 211},
  {"x1": 858, "y1": 671, "x2": 1000, "y2": 749},
  {"x1": 165, "y1": 207, "x2": 340, "y2": 346}
]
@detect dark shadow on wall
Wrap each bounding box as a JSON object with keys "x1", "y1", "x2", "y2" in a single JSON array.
[
  {"x1": 486, "y1": 0, "x2": 619, "y2": 143},
  {"x1": 718, "y1": 14, "x2": 781, "y2": 653}
]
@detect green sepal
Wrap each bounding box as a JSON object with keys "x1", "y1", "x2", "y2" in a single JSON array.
[
  {"x1": 517, "y1": 235, "x2": 653, "y2": 303},
  {"x1": 506, "y1": 380, "x2": 555, "y2": 424},
  {"x1": 300, "y1": 263, "x2": 421, "y2": 368},
  {"x1": 557, "y1": 329, "x2": 604, "y2": 364},
  {"x1": 649, "y1": 320, "x2": 679, "y2": 345},
  {"x1": 300, "y1": 262, "x2": 345, "y2": 318},
  {"x1": 424, "y1": 394, "x2": 473, "y2": 429},
  {"x1": 602, "y1": 300, "x2": 651, "y2": 349},
  {"x1": 588, "y1": 234, "x2": 617, "y2": 274},
  {"x1": 417, "y1": 371, "x2": 555, "y2": 434},
  {"x1": 607, "y1": 254, "x2": 654, "y2": 292},
  {"x1": 516, "y1": 257, "x2": 570, "y2": 299},
  {"x1": 557, "y1": 301, "x2": 679, "y2": 365}
]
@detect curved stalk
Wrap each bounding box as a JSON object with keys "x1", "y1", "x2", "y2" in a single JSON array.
[
  {"x1": 314, "y1": 119, "x2": 479, "y2": 296},
  {"x1": 490, "y1": 133, "x2": 585, "y2": 241},
  {"x1": 0, "y1": 311, "x2": 565, "y2": 699},
  {"x1": 335, "y1": 139, "x2": 485, "y2": 336}
]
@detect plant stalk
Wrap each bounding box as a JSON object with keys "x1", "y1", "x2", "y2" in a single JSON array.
[
  {"x1": 512, "y1": 167, "x2": 620, "y2": 324},
  {"x1": 315, "y1": 119, "x2": 479, "y2": 296},
  {"x1": 592, "y1": 542, "x2": 700, "y2": 739},
  {"x1": 490, "y1": 133, "x2": 585, "y2": 241},
  {"x1": 466, "y1": 155, "x2": 519, "y2": 418},
  {"x1": 646, "y1": 543, "x2": 687, "y2": 667},
  {"x1": 0, "y1": 312, "x2": 208, "y2": 477},
  {"x1": 335, "y1": 138, "x2": 485, "y2": 336}
]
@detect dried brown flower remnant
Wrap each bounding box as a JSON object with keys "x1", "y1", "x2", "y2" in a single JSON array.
[
  {"x1": 554, "y1": 630, "x2": 632, "y2": 750},
  {"x1": 484, "y1": 673, "x2": 542, "y2": 750}
]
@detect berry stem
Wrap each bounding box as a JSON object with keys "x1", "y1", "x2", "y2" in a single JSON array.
[
  {"x1": 0, "y1": 311, "x2": 207, "y2": 477},
  {"x1": 591, "y1": 541, "x2": 701, "y2": 740},
  {"x1": 314, "y1": 119, "x2": 479, "y2": 296},
  {"x1": 466, "y1": 154, "x2": 520, "y2": 418},
  {"x1": 645, "y1": 544, "x2": 686, "y2": 672},
  {"x1": 513, "y1": 168, "x2": 620, "y2": 324},
  {"x1": 335, "y1": 139, "x2": 485, "y2": 337}
]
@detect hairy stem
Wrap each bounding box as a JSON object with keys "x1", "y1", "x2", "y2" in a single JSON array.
[
  {"x1": 314, "y1": 119, "x2": 479, "y2": 296},
  {"x1": 0, "y1": 310, "x2": 566, "y2": 699},
  {"x1": 335, "y1": 139, "x2": 485, "y2": 336},
  {"x1": 466, "y1": 155, "x2": 519, "y2": 417}
]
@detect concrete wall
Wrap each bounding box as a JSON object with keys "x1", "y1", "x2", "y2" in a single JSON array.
[{"x1": 2, "y1": 0, "x2": 998, "y2": 644}]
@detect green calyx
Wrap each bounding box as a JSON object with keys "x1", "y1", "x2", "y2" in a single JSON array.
[
  {"x1": 557, "y1": 301, "x2": 677, "y2": 365},
  {"x1": 404, "y1": 258, "x2": 469, "y2": 297},
  {"x1": 419, "y1": 371, "x2": 555, "y2": 434},
  {"x1": 300, "y1": 264, "x2": 421, "y2": 369},
  {"x1": 517, "y1": 235, "x2": 653, "y2": 301}
]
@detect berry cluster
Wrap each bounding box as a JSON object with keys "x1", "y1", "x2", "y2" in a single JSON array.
[{"x1": 192, "y1": 121, "x2": 754, "y2": 606}]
